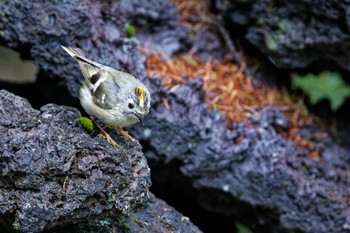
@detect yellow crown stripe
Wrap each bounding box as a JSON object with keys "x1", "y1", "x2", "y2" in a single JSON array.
[{"x1": 135, "y1": 86, "x2": 145, "y2": 107}]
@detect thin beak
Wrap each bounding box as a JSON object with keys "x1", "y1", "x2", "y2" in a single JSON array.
[{"x1": 134, "y1": 114, "x2": 144, "y2": 125}]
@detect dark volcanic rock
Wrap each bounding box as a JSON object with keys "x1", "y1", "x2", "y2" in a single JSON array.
[
  {"x1": 120, "y1": 0, "x2": 191, "y2": 57},
  {"x1": 120, "y1": 0, "x2": 224, "y2": 61},
  {"x1": 121, "y1": 0, "x2": 179, "y2": 26},
  {"x1": 47, "y1": 193, "x2": 202, "y2": 233},
  {"x1": 213, "y1": 0, "x2": 350, "y2": 71},
  {"x1": 190, "y1": 29, "x2": 225, "y2": 62},
  {"x1": 130, "y1": 78, "x2": 350, "y2": 233},
  {"x1": 126, "y1": 193, "x2": 202, "y2": 233},
  {"x1": 0, "y1": 89, "x2": 151, "y2": 232}
]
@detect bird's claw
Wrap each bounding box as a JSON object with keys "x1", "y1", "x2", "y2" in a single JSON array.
[
  {"x1": 107, "y1": 126, "x2": 135, "y2": 141},
  {"x1": 120, "y1": 130, "x2": 134, "y2": 141},
  {"x1": 97, "y1": 133, "x2": 119, "y2": 147}
]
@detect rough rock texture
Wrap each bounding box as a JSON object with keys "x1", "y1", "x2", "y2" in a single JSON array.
[
  {"x1": 125, "y1": 193, "x2": 202, "y2": 233},
  {"x1": 47, "y1": 193, "x2": 202, "y2": 233},
  {"x1": 120, "y1": 0, "x2": 224, "y2": 60},
  {"x1": 130, "y1": 78, "x2": 350, "y2": 233},
  {"x1": 2, "y1": 0, "x2": 350, "y2": 232},
  {"x1": 213, "y1": 0, "x2": 350, "y2": 71},
  {"x1": 0, "y1": 89, "x2": 151, "y2": 232},
  {"x1": 120, "y1": 0, "x2": 191, "y2": 57}
]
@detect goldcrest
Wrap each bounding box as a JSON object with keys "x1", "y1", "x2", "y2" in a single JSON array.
[{"x1": 61, "y1": 46, "x2": 151, "y2": 144}]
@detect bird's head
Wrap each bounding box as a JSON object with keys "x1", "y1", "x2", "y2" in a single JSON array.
[{"x1": 125, "y1": 85, "x2": 151, "y2": 124}]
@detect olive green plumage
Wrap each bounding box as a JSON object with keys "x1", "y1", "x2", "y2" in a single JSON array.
[{"x1": 62, "y1": 46, "x2": 151, "y2": 128}]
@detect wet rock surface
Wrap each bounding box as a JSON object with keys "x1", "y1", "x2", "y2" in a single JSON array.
[
  {"x1": 0, "y1": 90, "x2": 152, "y2": 232},
  {"x1": 213, "y1": 0, "x2": 350, "y2": 71}
]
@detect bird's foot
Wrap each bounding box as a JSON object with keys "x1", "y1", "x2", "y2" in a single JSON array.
[
  {"x1": 97, "y1": 133, "x2": 119, "y2": 147},
  {"x1": 107, "y1": 125, "x2": 134, "y2": 141},
  {"x1": 90, "y1": 117, "x2": 120, "y2": 147}
]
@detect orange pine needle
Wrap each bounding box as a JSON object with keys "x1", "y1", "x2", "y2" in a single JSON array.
[{"x1": 143, "y1": 50, "x2": 318, "y2": 158}]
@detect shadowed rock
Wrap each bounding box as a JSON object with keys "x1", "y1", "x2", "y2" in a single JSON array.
[
  {"x1": 51, "y1": 193, "x2": 202, "y2": 233},
  {"x1": 120, "y1": 0, "x2": 223, "y2": 60},
  {"x1": 0, "y1": 89, "x2": 151, "y2": 232},
  {"x1": 120, "y1": 0, "x2": 190, "y2": 57},
  {"x1": 214, "y1": 0, "x2": 350, "y2": 71},
  {"x1": 130, "y1": 78, "x2": 350, "y2": 233}
]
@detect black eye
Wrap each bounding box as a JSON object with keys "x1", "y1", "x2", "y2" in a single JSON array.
[{"x1": 128, "y1": 102, "x2": 135, "y2": 109}]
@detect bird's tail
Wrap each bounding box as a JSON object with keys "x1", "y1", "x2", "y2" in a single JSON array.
[
  {"x1": 61, "y1": 46, "x2": 103, "y2": 84},
  {"x1": 61, "y1": 46, "x2": 86, "y2": 58}
]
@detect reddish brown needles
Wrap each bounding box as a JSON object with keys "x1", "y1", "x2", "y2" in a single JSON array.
[
  {"x1": 142, "y1": 49, "x2": 318, "y2": 158},
  {"x1": 142, "y1": 0, "x2": 320, "y2": 158}
]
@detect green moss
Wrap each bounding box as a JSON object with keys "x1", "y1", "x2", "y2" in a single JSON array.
[
  {"x1": 1, "y1": 12, "x2": 8, "y2": 22},
  {"x1": 108, "y1": 192, "x2": 116, "y2": 203},
  {"x1": 132, "y1": 217, "x2": 140, "y2": 223},
  {"x1": 283, "y1": 180, "x2": 290, "y2": 186},
  {"x1": 13, "y1": 221, "x2": 20, "y2": 231},
  {"x1": 120, "y1": 221, "x2": 129, "y2": 228},
  {"x1": 265, "y1": 19, "x2": 288, "y2": 51},
  {"x1": 277, "y1": 19, "x2": 288, "y2": 31},
  {"x1": 266, "y1": 38, "x2": 278, "y2": 50},
  {"x1": 265, "y1": 31, "x2": 283, "y2": 51},
  {"x1": 115, "y1": 213, "x2": 131, "y2": 229},
  {"x1": 256, "y1": 18, "x2": 265, "y2": 25},
  {"x1": 78, "y1": 117, "x2": 94, "y2": 132},
  {"x1": 13, "y1": 210, "x2": 21, "y2": 230},
  {"x1": 125, "y1": 23, "x2": 136, "y2": 38}
]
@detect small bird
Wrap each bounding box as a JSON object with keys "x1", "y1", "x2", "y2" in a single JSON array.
[{"x1": 61, "y1": 46, "x2": 151, "y2": 147}]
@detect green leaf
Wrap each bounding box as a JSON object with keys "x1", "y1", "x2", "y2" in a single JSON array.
[
  {"x1": 292, "y1": 71, "x2": 350, "y2": 111},
  {"x1": 78, "y1": 117, "x2": 94, "y2": 133},
  {"x1": 236, "y1": 222, "x2": 253, "y2": 233},
  {"x1": 125, "y1": 23, "x2": 136, "y2": 38}
]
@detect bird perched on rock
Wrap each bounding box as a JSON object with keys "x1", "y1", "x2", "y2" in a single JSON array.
[{"x1": 61, "y1": 46, "x2": 151, "y2": 147}]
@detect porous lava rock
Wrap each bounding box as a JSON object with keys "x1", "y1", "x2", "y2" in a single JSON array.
[
  {"x1": 214, "y1": 0, "x2": 350, "y2": 71},
  {"x1": 130, "y1": 78, "x2": 350, "y2": 233},
  {"x1": 0, "y1": 89, "x2": 151, "y2": 232}
]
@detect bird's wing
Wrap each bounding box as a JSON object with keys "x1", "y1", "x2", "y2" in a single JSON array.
[
  {"x1": 91, "y1": 74, "x2": 121, "y2": 109},
  {"x1": 61, "y1": 46, "x2": 126, "y2": 109}
]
